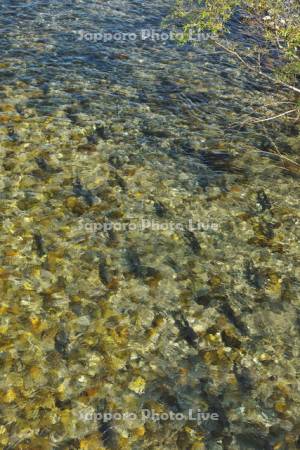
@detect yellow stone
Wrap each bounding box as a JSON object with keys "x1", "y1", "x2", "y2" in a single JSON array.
[
  {"x1": 0, "y1": 436, "x2": 8, "y2": 446},
  {"x1": 23, "y1": 281, "x2": 34, "y2": 291},
  {"x1": 266, "y1": 273, "x2": 282, "y2": 296},
  {"x1": 207, "y1": 333, "x2": 219, "y2": 343},
  {"x1": 47, "y1": 251, "x2": 64, "y2": 270},
  {"x1": 41, "y1": 394, "x2": 56, "y2": 410},
  {"x1": 66, "y1": 196, "x2": 80, "y2": 208},
  {"x1": 30, "y1": 316, "x2": 41, "y2": 329},
  {"x1": 128, "y1": 377, "x2": 146, "y2": 395},
  {"x1": 0, "y1": 325, "x2": 8, "y2": 335},
  {"x1": 134, "y1": 192, "x2": 143, "y2": 199},
  {"x1": 80, "y1": 433, "x2": 103, "y2": 450},
  {"x1": 4, "y1": 250, "x2": 18, "y2": 256},
  {"x1": 147, "y1": 327, "x2": 158, "y2": 338},
  {"x1": 118, "y1": 437, "x2": 129, "y2": 449},
  {"x1": 203, "y1": 351, "x2": 215, "y2": 364},
  {"x1": 276, "y1": 381, "x2": 290, "y2": 396},
  {"x1": 0, "y1": 305, "x2": 8, "y2": 315},
  {"x1": 184, "y1": 426, "x2": 204, "y2": 441},
  {"x1": 274, "y1": 400, "x2": 287, "y2": 413},
  {"x1": 258, "y1": 353, "x2": 272, "y2": 362},
  {"x1": 111, "y1": 327, "x2": 128, "y2": 345},
  {"x1": 133, "y1": 426, "x2": 145, "y2": 437},
  {"x1": 32, "y1": 268, "x2": 41, "y2": 278},
  {"x1": 30, "y1": 366, "x2": 44, "y2": 384},
  {"x1": 191, "y1": 443, "x2": 206, "y2": 450},
  {"x1": 106, "y1": 355, "x2": 126, "y2": 371},
  {"x1": 60, "y1": 409, "x2": 72, "y2": 428},
  {"x1": 209, "y1": 275, "x2": 222, "y2": 287},
  {"x1": 0, "y1": 268, "x2": 11, "y2": 279},
  {"x1": 3, "y1": 388, "x2": 16, "y2": 403},
  {"x1": 57, "y1": 382, "x2": 66, "y2": 394},
  {"x1": 227, "y1": 374, "x2": 238, "y2": 385}
]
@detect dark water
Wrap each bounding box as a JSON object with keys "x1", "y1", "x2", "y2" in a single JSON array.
[{"x1": 0, "y1": 0, "x2": 300, "y2": 449}]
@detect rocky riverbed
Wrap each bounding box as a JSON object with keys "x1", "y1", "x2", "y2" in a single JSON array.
[{"x1": 0, "y1": 0, "x2": 299, "y2": 449}]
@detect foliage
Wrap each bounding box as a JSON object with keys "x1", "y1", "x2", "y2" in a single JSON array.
[{"x1": 170, "y1": 0, "x2": 300, "y2": 86}]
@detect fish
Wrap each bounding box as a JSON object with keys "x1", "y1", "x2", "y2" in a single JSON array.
[
  {"x1": 108, "y1": 154, "x2": 123, "y2": 169},
  {"x1": 185, "y1": 91, "x2": 209, "y2": 104},
  {"x1": 65, "y1": 106, "x2": 81, "y2": 125},
  {"x1": 73, "y1": 177, "x2": 84, "y2": 196},
  {"x1": 257, "y1": 189, "x2": 271, "y2": 211},
  {"x1": 114, "y1": 173, "x2": 127, "y2": 191},
  {"x1": 55, "y1": 398, "x2": 72, "y2": 410},
  {"x1": 112, "y1": 52, "x2": 129, "y2": 60},
  {"x1": 183, "y1": 228, "x2": 200, "y2": 255},
  {"x1": 33, "y1": 232, "x2": 45, "y2": 257},
  {"x1": 55, "y1": 329, "x2": 69, "y2": 358},
  {"x1": 86, "y1": 124, "x2": 109, "y2": 143},
  {"x1": 125, "y1": 248, "x2": 142, "y2": 277},
  {"x1": 35, "y1": 156, "x2": 51, "y2": 172},
  {"x1": 77, "y1": 143, "x2": 97, "y2": 153},
  {"x1": 33, "y1": 157, "x2": 62, "y2": 178},
  {"x1": 199, "y1": 150, "x2": 236, "y2": 172},
  {"x1": 7, "y1": 126, "x2": 18, "y2": 142},
  {"x1": 99, "y1": 420, "x2": 117, "y2": 449},
  {"x1": 219, "y1": 302, "x2": 247, "y2": 335},
  {"x1": 258, "y1": 220, "x2": 275, "y2": 239},
  {"x1": 35, "y1": 156, "x2": 60, "y2": 174},
  {"x1": 106, "y1": 227, "x2": 118, "y2": 246},
  {"x1": 233, "y1": 363, "x2": 253, "y2": 392},
  {"x1": 164, "y1": 256, "x2": 179, "y2": 272},
  {"x1": 73, "y1": 177, "x2": 94, "y2": 206},
  {"x1": 200, "y1": 391, "x2": 229, "y2": 434},
  {"x1": 244, "y1": 260, "x2": 266, "y2": 289},
  {"x1": 154, "y1": 200, "x2": 167, "y2": 217},
  {"x1": 197, "y1": 174, "x2": 210, "y2": 191},
  {"x1": 96, "y1": 400, "x2": 118, "y2": 449},
  {"x1": 98, "y1": 254, "x2": 111, "y2": 286},
  {"x1": 139, "y1": 266, "x2": 160, "y2": 279},
  {"x1": 193, "y1": 290, "x2": 211, "y2": 307},
  {"x1": 221, "y1": 329, "x2": 241, "y2": 348},
  {"x1": 236, "y1": 431, "x2": 273, "y2": 450},
  {"x1": 173, "y1": 312, "x2": 198, "y2": 348},
  {"x1": 95, "y1": 124, "x2": 109, "y2": 140},
  {"x1": 125, "y1": 248, "x2": 159, "y2": 279},
  {"x1": 87, "y1": 134, "x2": 98, "y2": 144}
]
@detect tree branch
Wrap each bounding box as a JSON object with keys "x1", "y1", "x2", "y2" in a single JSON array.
[
  {"x1": 245, "y1": 109, "x2": 297, "y2": 124},
  {"x1": 211, "y1": 39, "x2": 300, "y2": 94}
]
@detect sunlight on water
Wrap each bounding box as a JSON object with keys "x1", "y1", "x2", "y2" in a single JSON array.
[{"x1": 0, "y1": 0, "x2": 299, "y2": 448}]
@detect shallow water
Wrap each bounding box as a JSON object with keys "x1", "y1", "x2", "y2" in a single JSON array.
[{"x1": 1, "y1": 0, "x2": 300, "y2": 449}]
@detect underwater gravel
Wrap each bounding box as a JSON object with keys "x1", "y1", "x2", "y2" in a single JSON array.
[{"x1": 0, "y1": 0, "x2": 300, "y2": 449}]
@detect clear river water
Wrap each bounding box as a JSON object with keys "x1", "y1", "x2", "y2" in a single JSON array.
[{"x1": 0, "y1": 0, "x2": 300, "y2": 449}]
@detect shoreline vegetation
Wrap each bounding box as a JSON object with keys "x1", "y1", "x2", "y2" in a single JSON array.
[
  {"x1": 167, "y1": 0, "x2": 300, "y2": 172},
  {"x1": 169, "y1": 0, "x2": 300, "y2": 94}
]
